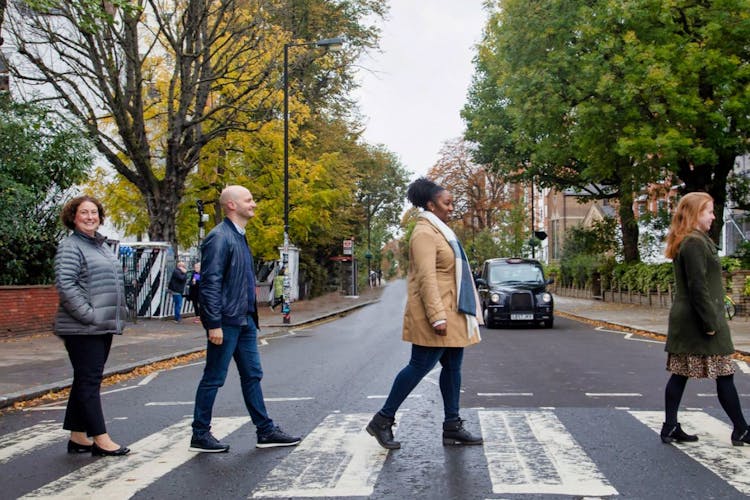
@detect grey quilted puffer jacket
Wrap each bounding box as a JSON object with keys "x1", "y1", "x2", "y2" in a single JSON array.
[{"x1": 54, "y1": 230, "x2": 127, "y2": 336}]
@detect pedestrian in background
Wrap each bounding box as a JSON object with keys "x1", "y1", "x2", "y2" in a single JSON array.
[
  {"x1": 54, "y1": 195, "x2": 130, "y2": 457},
  {"x1": 662, "y1": 192, "x2": 750, "y2": 445},
  {"x1": 188, "y1": 262, "x2": 201, "y2": 323},
  {"x1": 366, "y1": 177, "x2": 483, "y2": 450},
  {"x1": 270, "y1": 266, "x2": 285, "y2": 311},
  {"x1": 189, "y1": 185, "x2": 301, "y2": 453},
  {"x1": 168, "y1": 261, "x2": 188, "y2": 323}
]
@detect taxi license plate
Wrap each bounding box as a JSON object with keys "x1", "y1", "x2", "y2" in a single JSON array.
[{"x1": 511, "y1": 314, "x2": 533, "y2": 320}]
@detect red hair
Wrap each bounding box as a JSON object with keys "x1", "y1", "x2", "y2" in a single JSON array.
[{"x1": 664, "y1": 192, "x2": 713, "y2": 259}]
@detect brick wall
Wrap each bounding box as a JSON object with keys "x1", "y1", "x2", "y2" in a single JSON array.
[{"x1": 0, "y1": 286, "x2": 58, "y2": 338}]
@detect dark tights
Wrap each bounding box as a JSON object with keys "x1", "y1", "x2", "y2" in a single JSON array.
[{"x1": 665, "y1": 373, "x2": 748, "y2": 431}]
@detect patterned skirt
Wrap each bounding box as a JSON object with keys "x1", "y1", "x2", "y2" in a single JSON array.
[{"x1": 666, "y1": 353, "x2": 735, "y2": 379}]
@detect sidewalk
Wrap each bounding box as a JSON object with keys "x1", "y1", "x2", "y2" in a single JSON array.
[
  {"x1": 4, "y1": 287, "x2": 750, "y2": 410},
  {"x1": 0, "y1": 286, "x2": 384, "y2": 409},
  {"x1": 554, "y1": 295, "x2": 750, "y2": 355}
]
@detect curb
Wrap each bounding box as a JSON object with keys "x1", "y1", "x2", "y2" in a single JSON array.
[
  {"x1": 556, "y1": 310, "x2": 750, "y2": 358},
  {"x1": 0, "y1": 299, "x2": 379, "y2": 409}
]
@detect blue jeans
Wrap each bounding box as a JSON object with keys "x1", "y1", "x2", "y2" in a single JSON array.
[
  {"x1": 380, "y1": 344, "x2": 464, "y2": 422},
  {"x1": 192, "y1": 318, "x2": 274, "y2": 437},
  {"x1": 173, "y1": 293, "x2": 183, "y2": 321}
]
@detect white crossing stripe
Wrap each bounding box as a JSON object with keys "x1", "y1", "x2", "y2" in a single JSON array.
[
  {"x1": 630, "y1": 410, "x2": 750, "y2": 496},
  {"x1": 585, "y1": 393, "x2": 642, "y2": 397},
  {"x1": 477, "y1": 393, "x2": 533, "y2": 397},
  {"x1": 735, "y1": 360, "x2": 750, "y2": 374},
  {"x1": 251, "y1": 413, "x2": 389, "y2": 498},
  {"x1": 0, "y1": 423, "x2": 67, "y2": 464},
  {"x1": 21, "y1": 417, "x2": 249, "y2": 499},
  {"x1": 478, "y1": 410, "x2": 617, "y2": 496}
]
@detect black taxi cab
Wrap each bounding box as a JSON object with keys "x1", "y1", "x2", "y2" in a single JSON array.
[{"x1": 475, "y1": 258, "x2": 554, "y2": 328}]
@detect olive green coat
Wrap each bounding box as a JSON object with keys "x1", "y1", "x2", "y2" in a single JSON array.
[
  {"x1": 666, "y1": 230, "x2": 733, "y2": 355},
  {"x1": 402, "y1": 219, "x2": 482, "y2": 348}
]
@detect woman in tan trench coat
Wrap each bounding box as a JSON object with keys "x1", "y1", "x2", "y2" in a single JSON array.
[
  {"x1": 662, "y1": 192, "x2": 750, "y2": 445},
  {"x1": 366, "y1": 178, "x2": 483, "y2": 450}
]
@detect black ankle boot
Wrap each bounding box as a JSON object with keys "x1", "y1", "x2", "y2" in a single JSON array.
[
  {"x1": 660, "y1": 423, "x2": 698, "y2": 443},
  {"x1": 443, "y1": 419, "x2": 483, "y2": 446},
  {"x1": 731, "y1": 427, "x2": 750, "y2": 446},
  {"x1": 366, "y1": 413, "x2": 400, "y2": 450}
]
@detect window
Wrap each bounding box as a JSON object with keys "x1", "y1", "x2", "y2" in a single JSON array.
[{"x1": 0, "y1": 53, "x2": 8, "y2": 93}]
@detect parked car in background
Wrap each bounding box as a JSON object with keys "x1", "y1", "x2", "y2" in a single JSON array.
[{"x1": 475, "y1": 258, "x2": 554, "y2": 328}]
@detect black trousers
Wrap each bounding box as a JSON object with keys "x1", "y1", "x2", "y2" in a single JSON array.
[{"x1": 62, "y1": 334, "x2": 113, "y2": 436}]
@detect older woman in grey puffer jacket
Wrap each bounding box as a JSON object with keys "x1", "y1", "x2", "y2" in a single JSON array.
[{"x1": 54, "y1": 196, "x2": 130, "y2": 457}]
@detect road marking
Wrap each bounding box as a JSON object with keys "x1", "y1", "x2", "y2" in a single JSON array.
[
  {"x1": 21, "y1": 417, "x2": 249, "y2": 499},
  {"x1": 695, "y1": 394, "x2": 750, "y2": 397},
  {"x1": 23, "y1": 406, "x2": 67, "y2": 412},
  {"x1": 595, "y1": 326, "x2": 662, "y2": 344},
  {"x1": 630, "y1": 410, "x2": 750, "y2": 495},
  {"x1": 251, "y1": 413, "x2": 389, "y2": 498},
  {"x1": 138, "y1": 371, "x2": 160, "y2": 386},
  {"x1": 585, "y1": 393, "x2": 642, "y2": 397},
  {"x1": 478, "y1": 410, "x2": 617, "y2": 496},
  {"x1": 736, "y1": 360, "x2": 750, "y2": 374},
  {"x1": 0, "y1": 423, "x2": 67, "y2": 465},
  {"x1": 101, "y1": 385, "x2": 139, "y2": 395},
  {"x1": 478, "y1": 393, "x2": 533, "y2": 397}
]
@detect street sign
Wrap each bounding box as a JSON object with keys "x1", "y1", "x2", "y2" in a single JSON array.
[{"x1": 343, "y1": 239, "x2": 353, "y2": 256}]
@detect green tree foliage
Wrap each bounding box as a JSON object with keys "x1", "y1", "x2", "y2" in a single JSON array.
[
  {"x1": 558, "y1": 218, "x2": 619, "y2": 288},
  {"x1": 6, "y1": 0, "x2": 385, "y2": 253},
  {"x1": 0, "y1": 95, "x2": 92, "y2": 284},
  {"x1": 269, "y1": 0, "x2": 388, "y2": 117},
  {"x1": 463, "y1": 0, "x2": 750, "y2": 258}
]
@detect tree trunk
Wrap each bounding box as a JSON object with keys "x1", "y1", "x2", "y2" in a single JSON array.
[
  {"x1": 677, "y1": 154, "x2": 734, "y2": 245},
  {"x1": 0, "y1": 0, "x2": 6, "y2": 46},
  {"x1": 619, "y1": 188, "x2": 640, "y2": 263}
]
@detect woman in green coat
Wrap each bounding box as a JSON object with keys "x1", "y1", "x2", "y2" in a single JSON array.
[{"x1": 662, "y1": 192, "x2": 749, "y2": 445}]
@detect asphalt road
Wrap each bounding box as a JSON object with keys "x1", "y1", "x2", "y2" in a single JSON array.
[{"x1": 3, "y1": 280, "x2": 750, "y2": 499}]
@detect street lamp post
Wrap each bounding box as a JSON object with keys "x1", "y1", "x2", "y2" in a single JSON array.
[{"x1": 282, "y1": 36, "x2": 344, "y2": 323}]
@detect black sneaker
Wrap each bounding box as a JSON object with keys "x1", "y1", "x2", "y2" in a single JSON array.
[
  {"x1": 189, "y1": 432, "x2": 230, "y2": 453},
  {"x1": 256, "y1": 427, "x2": 301, "y2": 448}
]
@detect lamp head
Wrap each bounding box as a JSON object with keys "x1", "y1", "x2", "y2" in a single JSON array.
[{"x1": 316, "y1": 37, "x2": 344, "y2": 52}]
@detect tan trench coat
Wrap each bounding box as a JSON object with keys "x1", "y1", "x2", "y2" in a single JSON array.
[{"x1": 402, "y1": 218, "x2": 482, "y2": 348}]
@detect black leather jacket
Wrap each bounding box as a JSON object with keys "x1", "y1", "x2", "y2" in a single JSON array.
[{"x1": 199, "y1": 218, "x2": 259, "y2": 330}]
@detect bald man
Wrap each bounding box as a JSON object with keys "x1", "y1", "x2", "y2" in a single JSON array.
[{"x1": 189, "y1": 186, "x2": 301, "y2": 452}]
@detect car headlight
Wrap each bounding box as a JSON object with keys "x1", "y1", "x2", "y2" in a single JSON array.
[
  {"x1": 490, "y1": 293, "x2": 502, "y2": 304},
  {"x1": 541, "y1": 292, "x2": 552, "y2": 303}
]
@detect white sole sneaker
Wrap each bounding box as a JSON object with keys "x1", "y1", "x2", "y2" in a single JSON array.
[
  {"x1": 255, "y1": 439, "x2": 301, "y2": 449},
  {"x1": 188, "y1": 445, "x2": 230, "y2": 453}
]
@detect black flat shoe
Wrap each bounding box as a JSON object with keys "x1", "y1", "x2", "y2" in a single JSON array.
[
  {"x1": 91, "y1": 443, "x2": 130, "y2": 456},
  {"x1": 660, "y1": 423, "x2": 698, "y2": 443},
  {"x1": 731, "y1": 427, "x2": 750, "y2": 446},
  {"x1": 67, "y1": 440, "x2": 93, "y2": 454}
]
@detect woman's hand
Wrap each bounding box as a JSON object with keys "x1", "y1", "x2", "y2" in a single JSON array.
[{"x1": 433, "y1": 323, "x2": 447, "y2": 336}]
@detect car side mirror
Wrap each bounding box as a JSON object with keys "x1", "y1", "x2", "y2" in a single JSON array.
[
  {"x1": 546, "y1": 277, "x2": 555, "y2": 285},
  {"x1": 475, "y1": 278, "x2": 488, "y2": 288}
]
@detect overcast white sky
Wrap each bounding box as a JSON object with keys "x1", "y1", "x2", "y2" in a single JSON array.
[{"x1": 352, "y1": 1, "x2": 489, "y2": 180}]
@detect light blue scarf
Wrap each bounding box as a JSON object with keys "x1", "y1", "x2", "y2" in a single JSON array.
[{"x1": 420, "y1": 211, "x2": 483, "y2": 339}]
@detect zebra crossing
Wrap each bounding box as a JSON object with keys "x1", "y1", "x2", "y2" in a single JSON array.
[{"x1": 2, "y1": 408, "x2": 750, "y2": 498}]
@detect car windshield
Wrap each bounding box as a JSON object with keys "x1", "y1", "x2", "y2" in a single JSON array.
[{"x1": 489, "y1": 263, "x2": 544, "y2": 285}]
